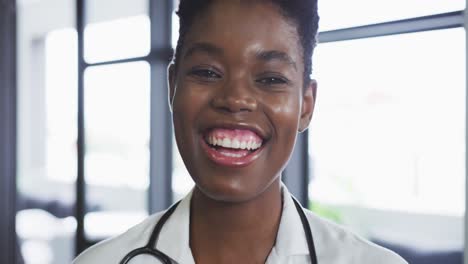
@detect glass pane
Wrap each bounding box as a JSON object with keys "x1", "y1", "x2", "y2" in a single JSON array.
[
  {"x1": 84, "y1": 0, "x2": 150, "y2": 63},
  {"x1": 308, "y1": 28, "x2": 465, "y2": 251},
  {"x1": 84, "y1": 61, "x2": 150, "y2": 240},
  {"x1": 17, "y1": 8, "x2": 77, "y2": 262},
  {"x1": 172, "y1": 135, "x2": 194, "y2": 202},
  {"x1": 172, "y1": 0, "x2": 180, "y2": 49},
  {"x1": 86, "y1": 0, "x2": 148, "y2": 24},
  {"x1": 45, "y1": 29, "x2": 79, "y2": 184},
  {"x1": 319, "y1": 0, "x2": 465, "y2": 31}
]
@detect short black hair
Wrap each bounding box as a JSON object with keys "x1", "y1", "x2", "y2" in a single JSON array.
[{"x1": 174, "y1": 0, "x2": 319, "y2": 87}]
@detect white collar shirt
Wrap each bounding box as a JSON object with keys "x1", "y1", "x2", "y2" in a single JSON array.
[{"x1": 73, "y1": 184, "x2": 407, "y2": 264}]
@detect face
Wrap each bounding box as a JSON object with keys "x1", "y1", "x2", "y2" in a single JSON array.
[{"x1": 169, "y1": 1, "x2": 316, "y2": 202}]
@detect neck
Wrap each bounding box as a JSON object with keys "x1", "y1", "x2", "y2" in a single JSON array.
[{"x1": 189, "y1": 180, "x2": 283, "y2": 263}]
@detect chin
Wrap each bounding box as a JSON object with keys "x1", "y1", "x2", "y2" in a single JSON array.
[{"x1": 192, "y1": 172, "x2": 281, "y2": 204}]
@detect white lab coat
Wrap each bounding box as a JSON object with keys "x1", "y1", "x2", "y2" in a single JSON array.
[{"x1": 73, "y1": 185, "x2": 408, "y2": 264}]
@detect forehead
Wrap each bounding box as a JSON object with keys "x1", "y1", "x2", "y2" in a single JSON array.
[{"x1": 181, "y1": 1, "x2": 303, "y2": 64}]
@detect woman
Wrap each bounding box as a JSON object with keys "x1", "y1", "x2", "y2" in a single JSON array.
[{"x1": 74, "y1": 0, "x2": 408, "y2": 263}]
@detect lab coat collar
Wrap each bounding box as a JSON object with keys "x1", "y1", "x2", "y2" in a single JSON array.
[
  {"x1": 275, "y1": 184, "x2": 310, "y2": 258},
  {"x1": 157, "y1": 189, "x2": 195, "y2": 264},
  {"x1": 156, "y1": 183, "x2": 310, "y2": 263}
]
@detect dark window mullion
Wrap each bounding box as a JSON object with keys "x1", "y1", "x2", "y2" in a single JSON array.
[
  {"x1": 75, "y1": 0, "x2": 87, "y2": 256},
  {"x1": 319, "y1": 11, "x2": 464, "y2": 43},
  {"x1": 283, "y1": 133, "x2": 310, "y2": 207},
  {"x1": 0, "y1": 0, "x2": 17, "y2": 263},
  {"x1": 86, "y1": 56, "x2": 150, "y2": 67},
  {"x1": 464, "y1": 6, "x2": 468, "y2": 264},
  {"x1": 148, "y1": 0, "x2": 174, "y2": 214}
]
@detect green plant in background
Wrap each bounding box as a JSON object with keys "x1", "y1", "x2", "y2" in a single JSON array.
[{"x1": 309, "y1": 201, "x2": 343, "y2": 224}]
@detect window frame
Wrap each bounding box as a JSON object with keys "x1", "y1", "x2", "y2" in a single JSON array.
[
  {"x1": 0, "y1": 0, "x2": 17, "y2": 263},
  {"x1": 306, "y1": 7, "x2": 468, "y2": 262},
  {"x1": 291, "y1": 10, "x2": 467, "y2": 213},
  {"x1": 75, "y1": 0, "x2": 174, "y2": 254}
]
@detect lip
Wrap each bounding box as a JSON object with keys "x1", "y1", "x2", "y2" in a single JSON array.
[{"x1": 200, "y1": 134, "x2": 266, "y2": 167}]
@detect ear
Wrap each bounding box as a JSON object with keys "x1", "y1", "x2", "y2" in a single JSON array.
[
  {"x1": 298, "y1": 79, "x2": 317, "y2": 133},
  {"x1": 167, "y1": 63, "x2": 176, "y2": 112}
]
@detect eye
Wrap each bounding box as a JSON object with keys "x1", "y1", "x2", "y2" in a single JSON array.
[
  {"x1": 188, "y1": 68, "x2": 222, "y2": 80},
  {"x1": 256, "y1": 76, "x2": 289, "y2": 86}
]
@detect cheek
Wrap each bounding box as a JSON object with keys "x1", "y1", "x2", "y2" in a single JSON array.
[
  {"x1": 262, "y1": 92, "x2": 302, "y2": 162},
  {"x1": 270, "y1": 94, "x2": 301, "y2": 151},
  {"x1": 256, "y1": 94, "x2": 301, "y2": 179},
  {"x1": 172, "y1": 83, "x2": 213, "y2": 149},
  {"x1": 172, "y1": 86, "x2": 198, "y2": 146},
  {"x1": 266, "y1": 92, "x2": 302, "y2": 133},
  {"x1": 173, "y1": 84, "x2": 207, "y2": 122}
]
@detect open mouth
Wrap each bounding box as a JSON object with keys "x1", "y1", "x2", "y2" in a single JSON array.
[{"x1": 201, "y1": 128, "x2": 265, "y2": 166}]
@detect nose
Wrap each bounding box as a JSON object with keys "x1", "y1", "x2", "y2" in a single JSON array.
[{"x1": 211, "y1": 78, "x2": 257, "y2": 113}]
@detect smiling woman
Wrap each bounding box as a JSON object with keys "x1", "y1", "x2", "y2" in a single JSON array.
[{"x1": 73, "y1": 1, "x2": 408, "y2": 263}]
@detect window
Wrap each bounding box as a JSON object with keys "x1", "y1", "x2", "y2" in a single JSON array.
[
  {"x1": 308, "y1": 5, "x2": 466, "y2": 253},
  {"x1": 17, "y1": 3, "x2": 78, "y2": 262},
  {"x1": 45, "y1": 29, "x2": 78, "y2": 184},
  {"x1": 83, "y1": 62, "x2": 151, "y2": 239},
  {"x1": 81, "y1": 0, "x2": 151, "y2": 242},
  {"x1": 319, "y1": 0, "x2": 465, "y2": 31},
  {"x1": 310, "y1": 28, "x2": 465, "y2": 215},
  {"x1": 84, "y1": 15, "x2": 150, "y2": 63},
  {"x1": 18, "y1": 0, "x2": 178, "y2": 259}
]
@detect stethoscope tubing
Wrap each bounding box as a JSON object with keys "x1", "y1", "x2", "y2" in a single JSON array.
[
  {"x1": 120, "y1": 247, "x2": 172, "y2": 264},
  {"x1": 120, "y1": 201, "x2": 180, "y2": 264},
  {"x1": 292, "y1": 196, "x2": 319, "y2": 263},
  {"x1": 120, "y1": 195, "x2": 318, "y2": 264}
]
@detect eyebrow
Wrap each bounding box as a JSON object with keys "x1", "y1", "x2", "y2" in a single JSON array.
[
  {"x1": 183, "y1": 43, "x2": 297, "y2": 71},
  {"x1": 183, "y1": 42, "x2": 223, "y2": 60},
  {"x1": 255, "y1": 50, "x2": 297, "y2": 71}
]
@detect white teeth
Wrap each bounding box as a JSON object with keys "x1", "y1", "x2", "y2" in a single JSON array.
[
  {"x1": 232, "y1": 139, "x2": 240, "y2": 149},
  {"x1": 222, "y1": 138, "x2": 231, "y2": 148},
  {"x1": 240, "y1": 141, "x2": 247, "y2": 149},
  {"x1": 206, "y1": 136, "x2": 262, "y2": 150}
]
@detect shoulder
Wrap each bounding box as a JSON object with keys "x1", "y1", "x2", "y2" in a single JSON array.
[
  {"x1": 72, "y1": 211, "x2": 165, "y2": 264},
  {"x1": 303, "y1": 209, "x2": 408, "y2": 264}
]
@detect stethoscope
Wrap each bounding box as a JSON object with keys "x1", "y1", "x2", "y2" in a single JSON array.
[{"x1": 120, "y1": 195, "x2": 318, "y2": 264}]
